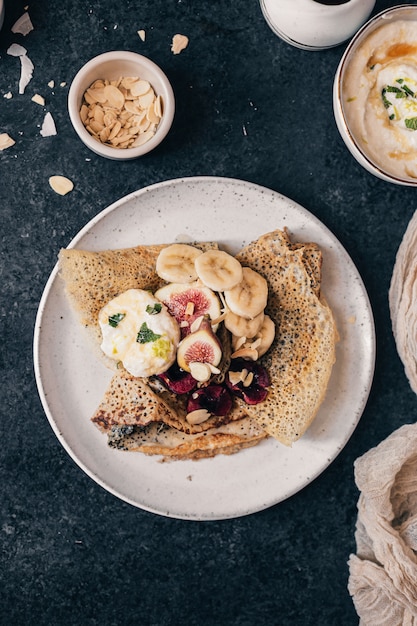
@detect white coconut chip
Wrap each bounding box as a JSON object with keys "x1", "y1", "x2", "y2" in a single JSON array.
[
  {"x1": 3, "y1": 92, "x2": 13, "y2": 99},
  {"x1": 7, "y1": 44, "x2": 34, "y2": 94},
  {"x1": 11, "y1": 12, "x2": 34, "y2": 36},
  {"x1": 137, "y1": 29, "x2": 146, "y2": 42},
  {"x1": 40, "y1": 112, "x2": 57, "y2": 137}
]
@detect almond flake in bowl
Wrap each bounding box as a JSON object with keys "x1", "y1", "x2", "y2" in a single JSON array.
[
  {"x1": 80, "y1": 76, "x2": 163, "y2": 149},
  {"x1": 68, "y1": 51, "x2": 175, "y2": 160}
]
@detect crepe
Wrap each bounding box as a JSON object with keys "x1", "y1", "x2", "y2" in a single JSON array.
[
  {"x1": 106, "y1": 417, "x2": 267, "y2": 460},
  {"x1": 91, "y1": 369, "x2": 250, "y2": 435},
  {"x1": 58, "y1": 241, "x2": 218, "y2": 366},
  {"x1": 236, "y1": 230, "x2": 338, "y2": 446},
  {"x1": 59, "y1": 229, "x2": 337, "y2": 457}
]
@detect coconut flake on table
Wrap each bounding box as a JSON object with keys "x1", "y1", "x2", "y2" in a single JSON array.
[
  {"x1": 3, "y1": 92, "x2": 13, "y2": 99},
  {"x1": 7, "y1": 43, "x2": 34, "y2": 94},
  {"x1": 40, "y1": 112, "x2": 57, "y2": 137},
  {"x1": 137, "y1": 29, "x2": 146, "y2": 41},
  {"x1": 11, "y1": 12, "x2": 34, "y2": 36}
]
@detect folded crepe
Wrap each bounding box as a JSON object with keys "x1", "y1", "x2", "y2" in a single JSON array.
[
  {"x1": 389, "y1": 209, "x2": 417, "y2": 394},
  {"x1": 58, "y1": 229, "x2": 337, "y2": 458},
  {"x1": 348, "y1": 424, "x2": 417, "y2": 624},
  {"x1": 235, "y1": 230, "x2": 338, "y2": 445}
]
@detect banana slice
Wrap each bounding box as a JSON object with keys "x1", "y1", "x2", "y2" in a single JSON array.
[
  {"x1": 224, "y1": 267, "x2": 268, "y2": 319},
  {"x1": 231, "y1": 315, "x2": 275, "y2": 359},
  {"x1": 253, "y1": 314, "x2": 275, "y2": 357},
  {"x1": 224, "y1": 310, "x2": 265, "y2": 338},
  {"x1": 156, "y1": 244, "x2": 203, "y2": 283},
  {"x1": 194, "y1": 250, "x2": 243, "y2": 292}
]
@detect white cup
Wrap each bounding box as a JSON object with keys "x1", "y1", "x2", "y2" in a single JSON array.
[{"x1": 259, "y1": 0, "x2": 376, "y2": 50}]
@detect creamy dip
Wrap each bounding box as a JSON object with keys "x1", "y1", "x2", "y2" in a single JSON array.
[{"x1": 342, "y1": 20, "x2": 417, "y2": 180}]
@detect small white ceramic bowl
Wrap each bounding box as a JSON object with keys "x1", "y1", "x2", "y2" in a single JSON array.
[
  {"x1": 259, "y1": 0, "x2": 375, "y2": 50},
  {"x1": 68, "y1": 51, "x2": 175, "y2": 160},
  {"x1": 334, "y1": 5, "x2": 417, "y2": 186}
]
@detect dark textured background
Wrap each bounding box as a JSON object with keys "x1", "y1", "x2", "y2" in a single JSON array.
[{"x1": 1, "y1": 0, "x2": 415, "y2": 624}]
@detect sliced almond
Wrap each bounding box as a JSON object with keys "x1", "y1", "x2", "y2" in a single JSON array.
[
  {"x1": 49, "y1": 175, "x2": 74, "y2": 196},
  {"x1": 242, "y1": 371, "x2": 254, "y2": 387},
  {"x1": 190, "y1": 315, "x2": 204, "y2": 333},
  {"x1": 130, "y1": 79, "x2": 151, "y2": 97},
  {"x1": 231, "y1": 347, "x2": 259, "y2": 361},
  {"x1": 189, "y1": 362, "x2": 212, "y2": 383},
  {"x1": 0, "y1": 133, "x2": 15, "y2": 150},
  {"x1": 31, "y1": 93, "x2": 45, "y2": 106},
  {"x1": 80, "y1": 75, "x2": 162, "y2": 149},
  {"x1": 146, "y1": 103, "x2": 160, "y2": 124},
  {"x1": 103, "y1": 84, "x2": 125, "y2": 109},
  {"x1": 171, "y1": 34, "x2": 189, "y2": 55},
  {"x1": 186, "y1": 408, "x2": 211, "y2": 425}
]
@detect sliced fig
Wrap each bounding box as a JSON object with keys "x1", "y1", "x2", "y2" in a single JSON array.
[
  {"x1": 154, "y1": 282, "x2": 221, "y2": 336},
  {"x1": 157, "y1": 362, "x2": 197, "y2": 394},
  {"x1": 187, "y1": 384, "x2": 232, "y2": 417},
  {"x1": 177, "y1": 317, "x2": 222, "y2": 376},
  {"x1": 226, "y1": 357, "x2": 270, "y2": 405}
]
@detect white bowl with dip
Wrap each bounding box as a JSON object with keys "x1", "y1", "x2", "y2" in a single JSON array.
[
  {"x1": 334, "y1": 5, "x2": 417, "y2": 186},
  {"x1": 68, "y1": 51, "x2": 175, "y2": 160},
  {"x1": 259, "y1": 0, "x2": 375, "y2": 50}
]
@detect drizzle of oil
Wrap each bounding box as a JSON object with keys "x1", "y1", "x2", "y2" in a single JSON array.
[{"x1": 368, "y1": 42, "x2": 417, "y2": 68}]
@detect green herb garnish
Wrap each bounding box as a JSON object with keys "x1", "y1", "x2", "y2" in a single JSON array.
[
  {"x1": 398, "y1": 80, "x2": 415, "y2": 98},
  {"x1": 108, "y1": 312, "x2": 125, "y2": 327},
  {"x1": 405, "y1": 117, "x2": 417, "y2": 130},
  {"x1": 146, "y1": 303, "x2": 162, "y2": 315},
  {"x1": 136, "y1": 322, "x2": 161, "y2": 344}
]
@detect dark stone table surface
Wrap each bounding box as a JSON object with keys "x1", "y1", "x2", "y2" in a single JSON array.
[{"x1": 1, "y1": 0, "x2": 415, "y2": 624}]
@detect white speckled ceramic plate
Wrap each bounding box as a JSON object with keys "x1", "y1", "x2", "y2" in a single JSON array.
[{"x1": 33, "y1": 177, "x2": 375, "y2": 520}]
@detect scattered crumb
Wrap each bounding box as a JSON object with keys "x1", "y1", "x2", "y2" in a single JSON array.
[
  {"x1": 347, "y1": 315, "x2": 357, "y2": 324},
  {"x1": 60, "y1": 82, "x2": 66, "y2": 87},
  {"x1": 49, "y1": 175, "x2": 74, "y2": 196},
  {"x1": 0, "y1": 133, "x2": 15, "y2": 151},
  {"x1": 31, "y1": 93, "x2": 45, "y2": 106},
  {"x1": 171, "y1": 33, "x2": 189, "y2": 54},
  {"x1": 48, "y1": 80, "x2": 55, "y2": 88},
  {"x1": 3, "y1": 92, "x2": 13, "y2": 99},
  {"x1": 137, "y1": 29, "x2": 146, "y2": 41},
  {"x1": 186, "y1": 475, "x2": 193, "y2": 481},
  {"x1": 11, "y1": 12, "x2": 34, "y2": 36},
  {"x1": 242, "y1": 124, "x2": 248, "y2": 136},
  {"x1": 40, "y1": 112, "x2": 57, "y2": 137}
]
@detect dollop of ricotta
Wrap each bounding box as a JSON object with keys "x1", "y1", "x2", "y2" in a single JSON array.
[{"x1": 98, "y1": 289, "x2": 180, "y2": 377}]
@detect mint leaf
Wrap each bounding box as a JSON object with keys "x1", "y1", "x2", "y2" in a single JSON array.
[
  {"x1": 405, "y1": 117, "x2": 417, "y2": 130},
  {"x1": 146, "y1": 303, "x2": 162, "y2": 315},
  {"x1": 136, "y1": 322, "x2": 161, "y2": 344},
  {"x1": 108, "y1": 313, "x2": 125, "y2": 327}
]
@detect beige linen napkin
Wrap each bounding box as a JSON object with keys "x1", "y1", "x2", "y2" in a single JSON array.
[
  {"x1": 389, "y1": 209, "x2": 417, "y2": 394},
  {"x1": 348, "y1": 423, "x2": 417, "y2": 624}
]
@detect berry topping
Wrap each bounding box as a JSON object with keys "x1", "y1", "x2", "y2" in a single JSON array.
[{"x1": 187, "y1": 384, "x2": 233, "y2": 417}]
